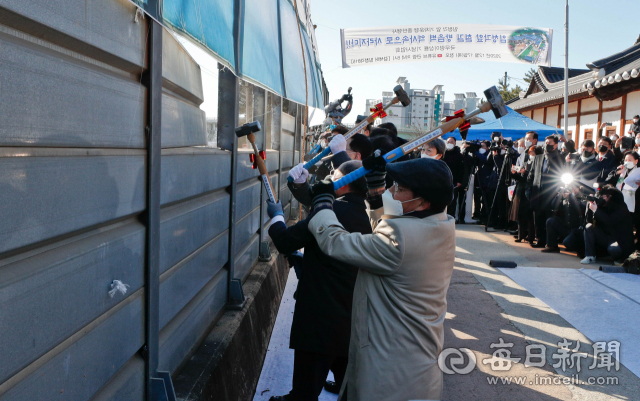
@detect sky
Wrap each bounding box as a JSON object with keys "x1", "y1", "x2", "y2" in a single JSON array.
[{"x1": 311, "y1": 0, "x2": 639, "y2": 124}]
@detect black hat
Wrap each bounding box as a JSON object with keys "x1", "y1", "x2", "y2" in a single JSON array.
[
  {"x1": 386, "y1": 158, "x2": 454, "y2": 209},
  {"x1": 355, "y1": 114, "x2": 367, "y2": 124}
]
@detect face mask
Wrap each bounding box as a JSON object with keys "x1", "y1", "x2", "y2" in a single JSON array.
[
  {"x1": 525, "y1": 140, "x2": 533, "y2": 147},
  {"x1": 611, "y1": 136, "x2": 618, "y2": 142},
  {"x1": 625, "y1": 161, "x2": 636, "y2": 170},
  {"x1": 446, "y1": 143, "x2": 454, "y2": 150},
  {"x1": 518, "y1": 147, "x2": 525, "y2": 154},
  {"x1": 545, "y1": 144, "x2": 555, "y2": 153},
  {"x1": 382, "y1": 189, "x2": 421, "y2": 216},
  {"x1": 479, "y1": 148, "x2": 487, "y2": 154},
  {"x1": 493, "y1": 137, "x2": 500, "y2": 143},
  {"x1": 634, "y1": 119, "x2": 639, "y2": 124},
  {"x1": 598, "y1": 145, "x2": 608, "y2": 153}
]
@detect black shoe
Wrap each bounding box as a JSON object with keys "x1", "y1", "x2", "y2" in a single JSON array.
[
  {"x1": 508, "y1": 230, "x2": 518, "y2": 235},
  {"x1": 269, "y1": 395, "x2": 292, "y2": 401},
  {"x1": 458, "y1": 219, "x2": 465, "y2": 224},
  {"x1": 531, "y1": 243, "x2": 546, "y2": 249},
  {"x1": 541, "y1": 246, "x2": 560, "y2": 253},
  {"x1": 514, "y1": 238, "x2": 524, "y2": 243},
  {"x1": 324, "y1": 380, "x2": 341, "y2": 394}
]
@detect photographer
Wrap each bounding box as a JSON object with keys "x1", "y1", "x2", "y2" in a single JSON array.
[
  {"x1": 485, "y1": 134, "x2": 513, "y2": 229},
  {"x1": 581, "y1": 186, "x2": 635, "y2": 264},
  {"x1": 527, "y1": 135, "x2": 565, "y2": 248},
  {"x1": 541, "y1": 185, "x2": 585, "y2": 253}
]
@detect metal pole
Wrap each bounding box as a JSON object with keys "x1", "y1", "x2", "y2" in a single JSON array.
[
  {"x1": 145, "y1": 19, "x2": 162, "y2": 400},
  {"x1": 504, "y1": 71, "x2": 508, "y2": 89},
  {"x1": 563, "y1": 0, "x2": 569, "y2": 138}
]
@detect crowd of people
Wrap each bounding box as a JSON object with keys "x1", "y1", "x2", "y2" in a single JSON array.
[
  {"x1": 458, "y1": 114, "x2": 640, "y2": 265},
  {"x1": 261, "y1": 115, "x2": 640, "y2": 401},
  {"x1": 266, "y1": 121, "x2": 454, "y2": 401}
]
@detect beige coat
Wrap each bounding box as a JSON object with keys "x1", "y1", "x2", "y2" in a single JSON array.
[{"x1": 308, "y1": 209, "x2": 456, "y2": 401}]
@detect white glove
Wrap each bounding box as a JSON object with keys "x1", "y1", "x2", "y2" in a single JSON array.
[
  {"x1": 288, "y1": 163, "x2": 309, "y2": 184},
  {"x1": 329, "y1": 134, "x2": 347, "y2": 154}
]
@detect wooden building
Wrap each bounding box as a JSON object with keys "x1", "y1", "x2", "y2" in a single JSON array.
[{"x1": 509, "y1": 37, "x2": 640, "y2": 145}]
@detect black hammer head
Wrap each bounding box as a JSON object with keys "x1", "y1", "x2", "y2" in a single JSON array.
[
  {"x1": 235, "y1": 121, "x2": 261, "y2": 138},
  {"x1": 393, "y1": 85, "x2": 411, "y2": 107},
  {"x1": 483, "y1": 86, "x2": 509, "y2": 120}
]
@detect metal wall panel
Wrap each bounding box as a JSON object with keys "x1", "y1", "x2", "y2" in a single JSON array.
[
  {"x1": 235, "y1": 179, "x2": 262, "y2": 222},
  {"x1": 0, "y1": 30, "x2": 146, "y2": 148},
  {"x1": 0, "y1": 221, "x2": 144, "y2": 385},
  {"x1": 161, "y1": 93, "x2": 207, "y2": 148},
  {"x1": 158, "y1": 269, "x2": 228, "y2": 373},
  {"x1": 234, "y1": 207, "x2": 261, "y2": 256},
  {"x1": 162, "y1": 29, "x2": 204, "y2": 105},
  {"x1": 159, "y1": 190, "x2": 230, "y2": 275},
  {"x1": 160, "y1": 149, "x2": 231, "y2": 205},
  {"x1": 0, "y1": 151, "x2": 146, "y2": 255},
  {"x1": 0, "y1": 0, "x2": 147, "y2": 72},
  {"x1": 159, "y1": 232, "x2": 228, "y2": 329},
  {"x1": 89, "y1": 356, "x2": 145, "y2": 401},
  {"x1": 233, "y1": 234, "x2": 260, "y2": 281},
  {"x1": 0, "y1": 292, "x2": 145, "y2": 401}
]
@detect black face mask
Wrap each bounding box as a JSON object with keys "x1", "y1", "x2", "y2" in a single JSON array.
[
  {"x1": 545, "y1": 144, "x2": 555, "y2": 153},
  {"x1": 582, "y1": 150, "x2": 593, "y2": 158},
  {"x1": 598, "y1": 145, "x2": 608, "y2": 153}
]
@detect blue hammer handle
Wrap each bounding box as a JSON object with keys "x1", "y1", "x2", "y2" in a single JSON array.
[
  {"x1": 287, "y1": 147, "x2": 332, "y2": 183},
  {"x1": 309, "y1": 143, "x2": 322, "y2": 156},
  {"x1": 332, "y1": 143, "x2": 409, "y2": 190}
]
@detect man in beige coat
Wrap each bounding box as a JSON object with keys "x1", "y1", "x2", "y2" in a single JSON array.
[{"x1": 306, "y1": 157, "x2": 456, "y2": 401}]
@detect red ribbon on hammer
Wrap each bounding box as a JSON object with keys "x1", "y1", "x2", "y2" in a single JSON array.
[
  {"x1": 369, "y1": 103, "x2": 387, "y2": 119},
  {"x1": 445, "y1": 109, "x2": 470, "y2": 133}
]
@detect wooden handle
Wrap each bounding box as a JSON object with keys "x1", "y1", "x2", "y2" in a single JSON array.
[{"x1": 246, "y1": 133, "x2": 277, "y2": 202}]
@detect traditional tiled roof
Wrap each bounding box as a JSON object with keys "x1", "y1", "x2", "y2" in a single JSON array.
[
  {"x1": 510, "y1": 37, "x2": 640, "y2": 110},
  {"x1": 582, "y1": 42, "x2": 640, "y2": 101}
]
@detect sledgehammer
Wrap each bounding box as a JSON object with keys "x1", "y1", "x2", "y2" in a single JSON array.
[
  {"x1": 289, "y1": 85, "x2": 411, "y2": 183},
  {"x1": 235, "y1": 121, "x2": 277, "y2": 203},
  {"x1": 333, "y1": 86, "x2": 508, "y2": 190}
]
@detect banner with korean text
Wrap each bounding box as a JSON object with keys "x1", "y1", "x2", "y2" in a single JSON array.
[{"x1": 340, "y1": 24, "x2": 553, "y2": 68}]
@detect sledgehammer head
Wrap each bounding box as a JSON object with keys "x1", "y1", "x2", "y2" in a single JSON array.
[
  {"x1": 393, "y1": 85, "x2": 411, "y2": 107},
  {"x1": 484, "y1": 86, "x2": 508, "y2": 120},
  {"x1": 235, "y1": 121, "x2": 261, "y2": 138}
]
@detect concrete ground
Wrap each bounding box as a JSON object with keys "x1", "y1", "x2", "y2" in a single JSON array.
[{"x1": 254, "y1": 222, "x2": 640, "y2": 400}]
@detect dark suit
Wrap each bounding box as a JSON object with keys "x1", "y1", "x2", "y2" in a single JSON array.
[
  {"x1": 527, "y1": 151, "x2": 565, "y2": 245},
  {"x1": 269, "y1": 192, "x2": 372, "y2": 400},
  {"x1": 585, "y1": 199, "x2": 634, "y2": 259},
  {"x1": 444, "y1": 146, "x2": 465, "y2": 219},
  {"x1": 289, "y1": 151, "x2": 351, "y2": 207}
]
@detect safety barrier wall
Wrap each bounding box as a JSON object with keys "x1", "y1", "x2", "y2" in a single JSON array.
[{"x1": 0, "y1": 0, "x2": 303, "y2": 399}]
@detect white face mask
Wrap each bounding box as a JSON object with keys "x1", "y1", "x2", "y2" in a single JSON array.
[
  {"x1": 382, "y1": 189, "x2": 421, "y2": 216},
  {"x1": 422, "y1": 153, "x2": 437, "y2": 159},
  {"x1": 525, "y1": 140, "x2": 533, "y2": 147},
  {"x1": 634, "y1": 119, "x2": 639, "y2": 124},
  {"x1": 517, "y1": 147, "x2": 525, "y2": 154},
  {"x1": 479, "y1": 148, "x2": 487, "y2": 154},
  {"x1": 625, "y1": 161, "x2": 636, "y2": 170},
  {"x1": 446, "y1": 143, "x2": 455, "y2": 150},
  {"x1": 611, "y1": 136, "x2": 618, "y2": 142},
  {"x1": 493, "y1": 137, "x2": 500, "y2": 143}
]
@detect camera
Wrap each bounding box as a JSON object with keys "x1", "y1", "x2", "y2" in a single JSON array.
[
  {"x1": 464, "y1": 140, "x2": 482, "y2": 154},
  {"x1": 501, "y1": 139, "x2": 514, "y2": 148}
]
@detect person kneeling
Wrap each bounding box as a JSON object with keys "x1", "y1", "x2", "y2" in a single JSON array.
[{"x1": 581, "y1": 186, "x2": 635, "y2": 264}]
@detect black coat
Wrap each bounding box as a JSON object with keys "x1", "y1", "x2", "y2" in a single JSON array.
[
  {"x1": 443, "y1": 146, "x2": 464, "y2": 185},
  {"x1": 268, "y1": 193, "x2": 372, "y2": 356},
  {"x1": 527, "y1": 151, "x2": 565, "y2": 211},
  {"x1": 589, "y1": 151, "x2": 618, "y2": 183},
  {"x1": 593, "y1": 199, "x2": 635, "y2": 258}
]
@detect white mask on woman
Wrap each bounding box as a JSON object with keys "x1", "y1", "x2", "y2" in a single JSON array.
[
  {"x1": 421, "y1": 153, "x2": 437, "y2": 159},
  {"x1": 625, "y1": 161, "x2": 636, "y2": 170},
  {"x1": 381, "y1": 189, "x2": 421, "y2": 216}
]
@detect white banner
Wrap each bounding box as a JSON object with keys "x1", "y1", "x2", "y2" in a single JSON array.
[{"x1": 340, "y1": 24, "x2": 552, "y2": 68}]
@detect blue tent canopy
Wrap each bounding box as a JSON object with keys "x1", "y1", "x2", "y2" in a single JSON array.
[{"x1": 445, "y1": 106, "x2": 564, "y2": 141}]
